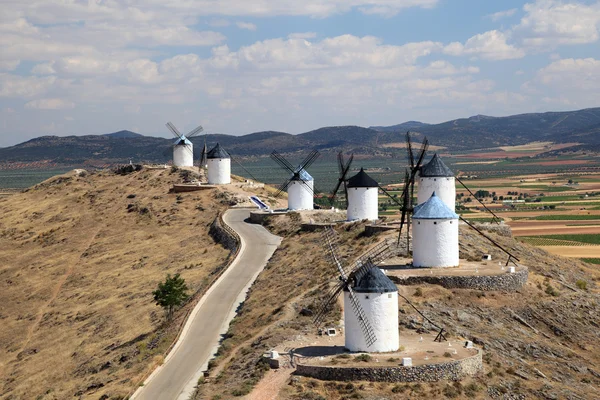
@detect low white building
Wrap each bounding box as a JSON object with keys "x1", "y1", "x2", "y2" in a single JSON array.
[
  {"x1": 172, "y1": 137, "x2": 194, "y2": 167},
  {"x1": 207, "y1": 143, "x2": 231, "y2": 184},
  {"x1": 344, "y1": 267, "x2": 399, "y2": 353},
  {"x1": 417, "y1": 154, "x2": 455, "y2": 212},
  {"x1": 346, "y1": 168, "x2": 379, "y2": 221},
  {"x1": 412, "y1": 192, "x2": 459, "y2": 268},
  {"x1": 288, "y1": 169, "x2": 314, "y2": 210}
]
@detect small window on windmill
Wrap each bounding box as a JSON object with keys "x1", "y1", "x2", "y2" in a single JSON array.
[
  {"x1": 388, "y1": 293, "x2": 392, "y2": 298},
  {"x1": 482, "y1": 254, "x2": 492, "y2": 261},
  {"x1": 434, "y1": 221, "x2": 437, "y2": 225},
  {"x1": 434, "y1": 178, "x2": 437, "y2": 181},
  {"x1": 418, "y1": 221, "x2": 421, "y2": 225},
  {"x1": 326, "y1": 328, "x2": 337, "y2": 336},
  {"x1": 365, "y1": 295, "x2": 369, "y2": 299},
  {"x1": 450, "y1": 221, "x2": 453, "y2": 224}
]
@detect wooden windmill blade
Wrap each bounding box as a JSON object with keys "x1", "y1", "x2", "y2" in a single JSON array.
[
  {"x1": 329, "y1": 152, "x2": 354, "y2": 207},
  {"x1": 299, "y1": 149, "x2": 320, "y2": 171},
  {"x1": 455, "y1": 175, "x2": 501, "y2": 225},
  {"x1": 313, "y1": 282, "x2": 345, "y2": 327},
  {"x1": 270, "y1": 150, "x2": 296, "y2": 174},
  {"x1": 274, "y1": 179, "x2": 292, "y2": 197},
  {"x1": 346, "y1": 286, "x2": 377, "y2": 347},
  {"x1": 186, "y1": 125, "x2": 204, "y2": 138},
  {"x1": 406, "y1": 131, "x2": 415, "y2": 169},
  {"x1": 199, "y1": 136, "x2": 207, "y2": 168},
  {"x1": 397, "y1": 170, "x2": 411, "y2": 246},
  {"x1": 165, "y1": 121, "x2": 183, "y2": 138},
  {"x1": 230, "y1": 155, "x2": 258, "y2": 182}
]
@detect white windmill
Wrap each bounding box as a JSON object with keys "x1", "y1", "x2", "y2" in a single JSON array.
[
  {"x1": 206, "y1": 143, "x2": 231, "y2": 184},
  {"x1": 412, "y1": 192, "x2": 459, "y2": 268},
  {"x1": 165, "y1": 121, "x2": 204, "y2": 168},
  {"x1": 315, "y1": 229, "x2": 399, "y2": 353},
  {"x1": 346, "y1": 168, "x2": 379, "y2": 221},
  {"x1": 270, "y1": 150, "x2": 320, "y2": 211},
  {"x1": 417, "y1": 153, "x2": 456, "y2": 212}
]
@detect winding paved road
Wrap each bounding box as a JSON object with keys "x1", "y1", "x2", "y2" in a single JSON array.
[{"x1": 131, "y1": 209, "x2": 281, "y2": 400}]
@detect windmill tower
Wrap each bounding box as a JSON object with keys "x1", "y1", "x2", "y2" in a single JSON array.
[
  {"x1": 328, "y1": 151, "x2": 354, "y2": 209},
  {"x1": 417, "y1": 154, "x2": 456, "y2": 212},
  {"x1": 315, "y1": 228, "x2": 399, "y2": 353},
  {"x1": 165, "y1": 122, "x2": 204, "y2": 168},
  {"x1": 346, "y1": 168, "x2": 379, "y2": 221},
  {"x1": 270, "y1": 150, "x2": 320, "y2": 211},
  {"x1": 412, "y1": 192, "x2": 459, "y2": 267},
  {"x1": 207, "y1": 143, "x2": 231, "y2": 184}
]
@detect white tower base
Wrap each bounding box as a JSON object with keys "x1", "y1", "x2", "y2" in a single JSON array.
[
  {"x1": 347, "y1": 187, "x2": 378, "y2": 221},
  {"x1": 173, "y1": 144, "x2": 194, "y2": 167},
  {"x1": 288, "y1": 180, "x2": 313, "y2": 210},
  {"x1": 412, "y1": 218, "x2": 459, "y2": 267},
  {"x1": 207, "y1": 158, "x2": 231, "y2": 184},
  {"x1": 343, "y1": 291, "x2": 399, "y2": 353},
  {"x1": 417, "y1": 177, "x2": 456, "y2": 212}
]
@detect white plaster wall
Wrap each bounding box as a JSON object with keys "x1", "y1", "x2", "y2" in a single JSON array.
[
  {"x1": 347, "y1": 187, "x2": 378, "y2": 221},
  {"x1": 417, "y1": 177, "x2": 456, "y2": 211},
  {"x1": 288, "y1": 180, "x2": 313, "y2": 210},
  {"x1": 207, "y1": 158, "x2": 231, "y2": 184},
  {"x1": 173, "y1": 144, "x2": 194, "y2": 167},
  {"x1": 344, "y1": 291, "x2": 399, "y2": 353},
  {"x1": 412, "y1": 218, "x2": 459, "y2": 267}
]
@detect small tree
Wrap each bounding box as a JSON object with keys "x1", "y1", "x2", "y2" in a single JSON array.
[{"x1": 153, "y1": 273, "x2": 189, "y2": 321}]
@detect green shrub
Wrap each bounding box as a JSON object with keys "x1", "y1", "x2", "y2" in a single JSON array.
[
  {"x1": 576, "y1": 279, "x2": 588, "y2": 290},
  {"x1": 354, "y1": 354, "x2": 372, "y2": 362}
]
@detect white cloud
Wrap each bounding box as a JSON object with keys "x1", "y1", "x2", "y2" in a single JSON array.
[
  {"x1": 25, "y1": 98, "x2": 75, "y2": 110},
  {"x1": 236, "y1": 22, "x2": 257, "y2": 31},
  {"x1": 444, "y1": 30, "x2": 525, "y2": 60},
  {"x1": 515, "y1": 0, "x2": 600, "y2": 48},
  {"x1": 486, "y1": 8, "x2": 518, "y2": 21},
  {"x1": 0, "y1": 74, "x2": 56, "y2": 97},
  {"x1": 0, "y1": 59, "x2": 20, "y2": 71}
]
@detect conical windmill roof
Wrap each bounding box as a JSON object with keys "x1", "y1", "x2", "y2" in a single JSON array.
[
  {"x1": 350, "y1": 266, "x2": 398, "y2": 293},
  {"x1": 173, "y1": 136, "x2": 192, "y2": 146},
  {"x1": 347, "y1": 168, "x2": 378, "y2": 188},
  {"x1": 413, "y1": 192, "x2": 458, "y2": 219},
  {"x1": 291, "y1": 167, "x2": 313, "y2": 181},
  {"x1": 207, "y1": 143, "x2": 230, "y2": 159},
  {"x1": 419, "y1": 153, "x2": 453, "y2": 177}
]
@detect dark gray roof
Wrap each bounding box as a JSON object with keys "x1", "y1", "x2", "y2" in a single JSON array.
[
  {"x1": 207, "y1": 143, "x2": 230, "y2": 159},
  {"x1": 347, "y1": 168, "x2": 379, "y2": 188},
  {"x1": 420, "y1": 154, "x2": 453, "y2": 177},
  {"x1": 351, "y1": 266, "x2": 398, "y2": 293},
  {"x1": 413, "y1": 192, "x2": 458, "y2": 219}
]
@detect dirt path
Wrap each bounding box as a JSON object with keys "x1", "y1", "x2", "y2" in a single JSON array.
[{"x1": 246, "y1": 369, "x2": 294, "y2": 400}]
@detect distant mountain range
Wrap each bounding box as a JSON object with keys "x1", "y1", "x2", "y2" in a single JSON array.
[{"x1": 1, "y1": 107, "x2": 599, "y2": 166}]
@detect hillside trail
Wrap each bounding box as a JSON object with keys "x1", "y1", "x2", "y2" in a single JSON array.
[{"x1": 12, "y1": 171, "x2": 146, "y2": 361}]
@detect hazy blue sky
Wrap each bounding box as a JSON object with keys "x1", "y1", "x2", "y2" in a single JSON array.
[{"x1": 1, "y1": 0, "x2": 599, "y2": 146}]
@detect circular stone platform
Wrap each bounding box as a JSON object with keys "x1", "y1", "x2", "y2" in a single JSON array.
[
  {"x1": 282, "y1": 331, "x2": 481, "y2": 382},
  {"x1": 379, "y1": 257, "x2": 528, "y2": 291}
]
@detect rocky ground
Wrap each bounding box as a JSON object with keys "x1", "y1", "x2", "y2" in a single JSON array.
[{"x1": 194, "y1": 215, "x2": 600, "y2": 400}]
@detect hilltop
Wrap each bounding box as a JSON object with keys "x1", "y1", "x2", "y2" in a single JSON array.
[
  {"x1": 0, "y1": 167, "x2": 276, "y2": 399},
  {"x1": 192, "y1": 214, "x2": 600, "y2": 400},
  {"x1": 1, "y1": 107, "x2": 600, "y2": 167}
]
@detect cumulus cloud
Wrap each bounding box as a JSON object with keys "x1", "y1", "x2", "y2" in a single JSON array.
[
  {"x1": 515, "y1": 0, "x2": 600, "y2": 48},
  {"x1": 236, "y1": 22, "x2": 257, "y2": 31},
  {"x1": 444, "y1": 30, "x2": 525, "y2": 60},
  {"x1": 0, "y1": 74, "x2": 56, "y2": 97},
  {"x1": 25, "y1": 98, "x2": 75, "y2": 110},
  {"x1": 486, "y1": 8, "x2": 518, "y2": 21}
]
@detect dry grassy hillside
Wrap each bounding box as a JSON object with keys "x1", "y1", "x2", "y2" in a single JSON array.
[
  {"x1": 195, "y1": 216, "x2": 600, "y2": 400},
  {"x1": 0, "y1": 167, "x2": 236, "y2": 399}
]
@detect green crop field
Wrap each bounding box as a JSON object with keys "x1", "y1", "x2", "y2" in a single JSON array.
[
  {"x1": 0, "y1": 169, "x2": 74, "y2": 189},
  {"x1": 580, "y1": 258, "x2": 600, "y2": 265},
  {"x1": 519, "y1": 234, "x2": 600, "y2": 246},
  {"x1": 528, "y1": 215, "x2": 600, "y2": 221}
]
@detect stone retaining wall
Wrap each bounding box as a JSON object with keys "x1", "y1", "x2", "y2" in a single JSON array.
[
  {"x1": 296, "y1": 350, "x2": 482, "y2": 382},
  {"x1": 209, "y1": 213, "x2": 239, "y2": 252},
  {"x1": 388, "y1": 267, "x2": 528, "y2": 291}
]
